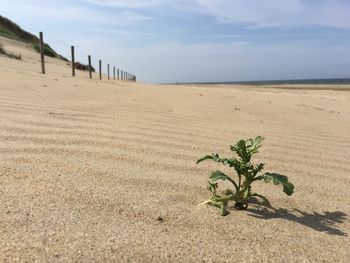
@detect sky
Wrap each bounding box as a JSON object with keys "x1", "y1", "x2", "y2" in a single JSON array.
[{"x1": 1, "y1": 0, "x2": 350, "y2": 83}]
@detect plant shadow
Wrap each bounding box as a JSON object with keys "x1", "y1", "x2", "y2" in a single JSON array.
[{"x1": 245, "y1": 198, "x2": 348, "y2": 236}]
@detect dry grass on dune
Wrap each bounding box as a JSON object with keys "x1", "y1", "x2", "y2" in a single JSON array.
[
  {"x1": 1, "y1": 37, "x2": 350, "y2": 262},
  {"x1": 0, "y1": 42, "x2": 21, "y2": 60}
]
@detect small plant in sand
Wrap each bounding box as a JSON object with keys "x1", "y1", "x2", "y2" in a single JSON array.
[{"x1": 197, "y1": 136, "x2": 294, "y2": 216}]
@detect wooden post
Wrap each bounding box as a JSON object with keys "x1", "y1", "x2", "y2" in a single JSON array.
[
  {"x1": 88, "y1": 55, "x2": 92, "y2": 79},
  {"x1": 71, "y1": 46, "x2": 75, "y2": 77},
  {"x1": 121, "y1": 70, "x2": 123, "y2": 81},
  {"x1": 113, "y1": 66, "x2": 116, "y2": 80},
  {"x1": 99, "y1": 60, "x2": 102, "y2": 80},
  {"x1": 107, "y1": 64, "x2": 110, "y2": 80},
  {"x1": 117, "y1": 69, "x2": 119, "y2": 80},
  {"x1": 39, "y1": 32, "x2": 45, "y2": 74}
]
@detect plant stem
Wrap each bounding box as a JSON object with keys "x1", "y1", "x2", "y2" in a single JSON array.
[
  {"x1": 220, "y1": 202, "x2": 227, "y2": 216},
  {"x1": 238, "y1": 173, "x2": 242, "y2": 190},
  {"x1": 227, "y1": 176, "x2": 239, "y2": 192}
]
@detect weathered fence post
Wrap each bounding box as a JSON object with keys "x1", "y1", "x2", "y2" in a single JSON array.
[
  {"x1": 121, "y1": 70, "x2": 123, "y2": 81},
  {"x1": 39, "y1": 32, "x2": 45, "y2": 74},
  {"x1": 117, "y1": 69, "x2": 120, "y2": 80},
  {"x1": 88, "y1": 55, "x2": 92, "y2": 79},
  {"x1": 107, "y1": 64, "x2": 110, "y2": 80},
  {"x1": 99, "y1": 60, "x2": 102, "y2": 80},
  {"x1": 113, "y1": 66, "x2": 116, "y2": 80},
  {"x1": 71, "y1": 46, "x2": 75, "y2": 77}
]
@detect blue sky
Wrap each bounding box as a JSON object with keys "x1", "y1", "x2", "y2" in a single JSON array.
[{"x1": 1, "y1": 0, "x2": 350, "y2": 83}]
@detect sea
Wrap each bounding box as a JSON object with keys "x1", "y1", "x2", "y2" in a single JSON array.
[{"x1": 171, "y1": 78, "x2": 350, "y2": 86}]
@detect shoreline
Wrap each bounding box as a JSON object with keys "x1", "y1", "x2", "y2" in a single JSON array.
[{"x1": 164, "y1": 83, "x2": 350, "y2": 91}]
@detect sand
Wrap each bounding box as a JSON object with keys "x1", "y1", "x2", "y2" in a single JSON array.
[{"x1": 1, "y1": 36, "x2": 350, "y2": 262}]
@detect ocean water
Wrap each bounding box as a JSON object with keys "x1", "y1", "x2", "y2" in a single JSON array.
[{"x1": 173, "y1": 78, "x2": 350, "y2": 85}]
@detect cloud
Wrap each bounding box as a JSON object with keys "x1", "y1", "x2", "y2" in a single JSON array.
[
  {"x1": 1, "y1": 0, "x2": 152, "y2": 26},
  {"x1": 85, "y1": 0, "x2": 173, "y2": 8},
  {"x1": 195, "y1": 0, "x2": 350, "y2": 28},
  {"x1": 117, "y1": 11, "x2": 154, "y2": 22},
  {"x1": 85, "y1": 0, "x2": 350, "y2": 28},
  {"x1": 2, "y1": 0, "x2": 350, "y2": 83}
]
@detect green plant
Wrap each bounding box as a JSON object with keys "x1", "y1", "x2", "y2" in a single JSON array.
[
  {"x1": 197, "y1": 136, "x2": 294, "y2": 216},
  {"x1": 1, "y1": 15, "x2": 68, "y2": 61},
  {"x1": 33, "y1": 42, "x2": 56, "y2": 58}
]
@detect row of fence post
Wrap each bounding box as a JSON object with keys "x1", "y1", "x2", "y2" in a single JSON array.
[{"x1": 39, "y1": 32, "x2": 136, "y2": 82}]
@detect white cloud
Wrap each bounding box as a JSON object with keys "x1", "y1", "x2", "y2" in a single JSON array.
[
  {"x1": 86, "y1": 0, "x2": 350, "y2": 28},
  {"x1": 85, "y1": 0, "x2": 173, "y2": 8},
  {"x1": 2, "y1": 0, "x2": 350, "y2": 83},
  {"x1": 195, "y1": 0, "x2": 350, "y2": 28},
  {"x1": 0, "y1": 0, "x2": 152, "y2": 26}
]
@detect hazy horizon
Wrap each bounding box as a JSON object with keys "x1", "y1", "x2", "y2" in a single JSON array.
[{"x1": 1, "y1": 0, "x2": 350, "y2": 83}]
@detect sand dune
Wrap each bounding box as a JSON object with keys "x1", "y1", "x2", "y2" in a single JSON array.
[{"x1": 1, "y1": 36, "x2": 350, "y2": 262}]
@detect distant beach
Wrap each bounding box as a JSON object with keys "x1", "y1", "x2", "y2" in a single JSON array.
[{"x1": 169, "y1": 78, "x2": 350, "y2": 86}]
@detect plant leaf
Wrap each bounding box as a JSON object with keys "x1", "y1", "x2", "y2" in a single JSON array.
[
  {"x1": 263, "y1": 173, "x2": 295, "y2": 196},
  {"x1": 230, "y1": 136, "x2": 264, "y2": 163},
  {"x1": 230, "y1": 139, "x2": 248, "y2": 161},
  {"x1": 224, "y1": 188, "x2": 234, "y2": 195},
  {"x1": 253, "y1": 163, "x2": 265, "y2": 176},
  {"x1": 196, "y1": 154, "x2": 239, "y2": 169},
  {"x1": 250, "y1": 136, "x2": 264, "y2": 155},
  {"x1": 209, "y1": 170, "x2": 230, "y2": 181},
  {"x1": 250, "y1": 193, "x2": 271, "y2": 205},
  {"x1": 207, "y1": 181, "x2": 218, "y2": 196},
  {"x1": 196, "y1": 154, "x2": 216, "y2": 164}
]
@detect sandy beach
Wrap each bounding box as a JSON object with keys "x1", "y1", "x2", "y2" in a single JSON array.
[{"x1": 1, "y1": 37, "x2": 350, "y2": 262}]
